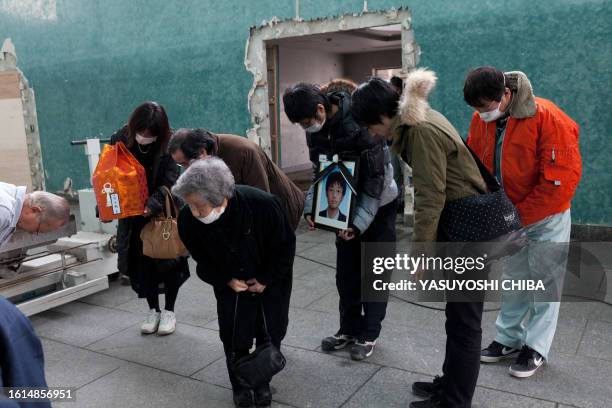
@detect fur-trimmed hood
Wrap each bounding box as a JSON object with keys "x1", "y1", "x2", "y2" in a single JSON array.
[
  {"x1": 397, "y1": 68, "x2": 438, "y2": 126},
  {"x1": 504, "y1": 71, "x2": 536, "y2": 119},
  {"x1": 320, "y1": 78, "x2": 357, "y2": 95},
  {"x1": 396, "y1": 69, "x2": 537, "y2": 124}
]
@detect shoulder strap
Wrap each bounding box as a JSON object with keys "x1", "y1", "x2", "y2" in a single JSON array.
[
  {"x1": 231, "y1": 293, "x2": 240, "y2": 358},
  {"x1": 160, "y1": 186, "x2": 179, "y2": 218},
  {"x1": 259, "y1": 297, "x2": 270, "y2": 339},
  {"x1": 458, "y1": 137, "x2": 501, "y2": 192},
  {"x1": 230, "y1": 294, "x2": 271, "y2": 356},
  {"x1": 405, "y1": 119, "x2": 500, "y2": 192}
]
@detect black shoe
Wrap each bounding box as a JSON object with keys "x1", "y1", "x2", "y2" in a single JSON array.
[
  {"x1": 232, "y1": 388, "x2": 254, "y2": 408},
  {"x1": 509, "y1": 345, "x2": 545, "y2": 378},
  {"x1": 253, "y1": 383, "x2": 272, "y2": 407},
  {"x1": 321, "y1": 333, "x2": 355, "y2": 351},
  {"x1": 350, "y1": 340, "x2": 376, "y2": 361},
  {"x1": 412, "y1": 375, "x2": 442, "y2": 399},
  {"x1": 481, "y1": 340, "x2": 520, "y2": 363},
  {"x1": 409, "y1": 395, "x2": 445, "y2": 408}
]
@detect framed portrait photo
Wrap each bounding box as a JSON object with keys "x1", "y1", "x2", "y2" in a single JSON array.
[{"x1": 313, "y1": 157, "x2": 359, "y2": 232}]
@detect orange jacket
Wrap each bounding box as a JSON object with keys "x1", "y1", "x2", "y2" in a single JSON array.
[{"x1": 467, "y1": 96, "x2": 581, "y2": 226}]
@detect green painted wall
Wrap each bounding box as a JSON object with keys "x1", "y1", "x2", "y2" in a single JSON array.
[{"x1": 0, "y1": 0, "x2": 610, "y2": 225}]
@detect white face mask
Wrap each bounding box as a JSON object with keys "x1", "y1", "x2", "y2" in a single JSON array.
[
  {"x1": 196, "y1": 206, "x2": 225, "y2": 224},
  {"x1": 478, "y1": 101, "x2": 504, "y2": 123},
  {"x1": 303, "y1": 117, "x2": 325, "y2": 133},
  {"x1": 478, "y1": 74, "x2": 508, "y2": 123},
  {"x1": 135, "y1": 133, "x2": 157, "y2": 145}
]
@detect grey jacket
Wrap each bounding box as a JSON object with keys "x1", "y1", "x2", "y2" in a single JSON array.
[{"x1": 303, "y1": 90, "x2": 397, "y2": 233}]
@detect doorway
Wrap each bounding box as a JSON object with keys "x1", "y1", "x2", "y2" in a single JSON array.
[
  {"x1": 245, "y1": 9, "x2": 420, "y2": 172},
  {"x1": 268, "y1": 24, "x2": 404, "y2": 172}
]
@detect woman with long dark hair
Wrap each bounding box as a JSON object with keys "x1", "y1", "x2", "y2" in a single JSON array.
[{"x1": 110, "y1": 101, "x2": 189, "y2": 336}]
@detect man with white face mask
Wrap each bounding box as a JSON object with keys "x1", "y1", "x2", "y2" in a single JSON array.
[
  {"x1": 283, "y1": 79, "x2": 398, "y2": 361},
  {"x1": 174, "y1": 157, "x2": 295, "y2": 407},
  {"x1": 464, "y1": 67, "x2": 582, "y2": 379}
]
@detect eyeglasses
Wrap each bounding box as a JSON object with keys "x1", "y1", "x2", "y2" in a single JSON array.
[{"x1": 177, "y1": 159, "x2": 197, "y2": 169}]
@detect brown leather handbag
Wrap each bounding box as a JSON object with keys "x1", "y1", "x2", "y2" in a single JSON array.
[{"x1": 140, "y1": 186, "x2": 187, "y2": 259}]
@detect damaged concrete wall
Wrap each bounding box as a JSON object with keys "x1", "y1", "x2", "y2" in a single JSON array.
[
  {"x1": 0, "y1": 0, "x2": 610, "y2": 224},
  {"x1": 0, "y1": 38, "x2": 44, "y2": 191},
  {"x1": 245, "y1": 8, "x2": 419, "y2": 157},
  {"x1": 343, "y1": 50, "x2": 402, "y2": 83}
]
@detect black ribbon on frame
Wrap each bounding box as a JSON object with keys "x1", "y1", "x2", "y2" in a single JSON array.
[{"x1": 312, "y1": 160, "x2": 357, "y2": 196}]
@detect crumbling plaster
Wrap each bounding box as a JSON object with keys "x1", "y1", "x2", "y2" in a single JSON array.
[
  {"x1": 0, "y1": 38, "x2": 45, "y2": 190},
  {"x1": 244, "y1": 8, "x2": 420, "y2": 156}
]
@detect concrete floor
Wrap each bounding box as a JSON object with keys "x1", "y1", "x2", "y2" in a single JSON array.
[{"x1": 31, "y1": 223, "x2": 612, "y2": 408}]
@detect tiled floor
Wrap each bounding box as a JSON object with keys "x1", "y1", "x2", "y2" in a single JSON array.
[{"x1": 30, "y1": 222, "x2": 612, "y2": 408}]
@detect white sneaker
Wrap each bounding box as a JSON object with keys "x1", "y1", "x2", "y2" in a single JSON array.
[
  {"x1": 141, "y1": 309, "x2": 161, "y2": 334},
  {"x1": 157, "y1": 310, "x2": 176, "y2": 336}
]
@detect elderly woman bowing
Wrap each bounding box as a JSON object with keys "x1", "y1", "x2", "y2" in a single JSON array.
[{"x1": 173, "y1": 157, "x2": 295, "y2": 408}]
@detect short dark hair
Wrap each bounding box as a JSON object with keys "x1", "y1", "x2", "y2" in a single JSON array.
[
  {"x1": 126, "y1": 101, "x2": 171, "y2": 149},
  {"x1": 390, "y1": 76, "x2": 403, "y2": 92},
  {"x1": 326, "y1": 171, "x2": 347, "y2": 196},
  {"x1": 283, "y1": 83, "x2": 330, "y2": 123},
  {"x1": 463, "y1": 66, "x2": 505, "y2": 107},
  {"x1": 350, "y1": 77, "x2": 399, "y2": 126},
  {"x1": 169, "y1": 128, "x2": 216, "y2": 159}
]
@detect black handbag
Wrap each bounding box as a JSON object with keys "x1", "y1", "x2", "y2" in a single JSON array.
[
  {"x1": 230, "y1": 294, "x2": 286, "y2": 389},
  {"x1": 438, "y1": 138, "x2": 525, "y2": 247}
]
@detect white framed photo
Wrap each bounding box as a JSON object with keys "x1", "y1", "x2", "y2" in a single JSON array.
[{"x1": 313, "y1": 158, "x2": 358, "y2": 232}]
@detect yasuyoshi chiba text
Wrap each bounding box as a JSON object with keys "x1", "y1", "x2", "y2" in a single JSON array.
[{"x1": 372, "y1": 279, "x2": 546, "y2": 292}]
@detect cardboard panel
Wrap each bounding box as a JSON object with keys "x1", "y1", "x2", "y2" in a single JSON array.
[
  {"x1": 0, "y1": 72, "x2": 20, "y2": 99},
  {"x1": 0, "y1": 97, "x2": 32, "y2": 190}
]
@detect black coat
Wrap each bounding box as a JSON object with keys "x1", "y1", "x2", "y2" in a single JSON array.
[
  {"x1": 303, "y1": 90, "x2": 394, "y2": 234},
  {"x1": 177, "y1": 185, "x2": 295, "y2": 349},
  {"x1": 306, "y1": 90, "x2": 386, "y2": 199},
  {"x1": 319, "y1": 209, "x2": 347, "y2": 222},
  {"x1": 177, "y1": 185, "x2": 295, "y2": 289},
  {"x1": 110, "y1": 126, "x2": 190, "y2": 298}
]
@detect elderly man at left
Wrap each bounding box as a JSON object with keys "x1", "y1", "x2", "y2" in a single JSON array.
[
  {"x1": 0, "y1": 181, "x2": 67, "y2": 408},
  {"x1": 0, "y1": 182, "x2": 70, "y2": 247}
]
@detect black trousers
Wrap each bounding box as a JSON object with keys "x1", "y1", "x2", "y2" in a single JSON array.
[
  {"x1": 146, "y1": 281, "x2": 180, "y2": 312},
  {"x1": 440, "y1": 301, "x2": 484, "y2": 408},
  {"x1": 335, "y1": 199, "x2": 397, "y2": 342},
  {"x1": 431, "y1": 236, "x2": 486, "y2": 408},
  {"x1": 214, "y1": 279, "x2": 291, "y2": 390}
]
